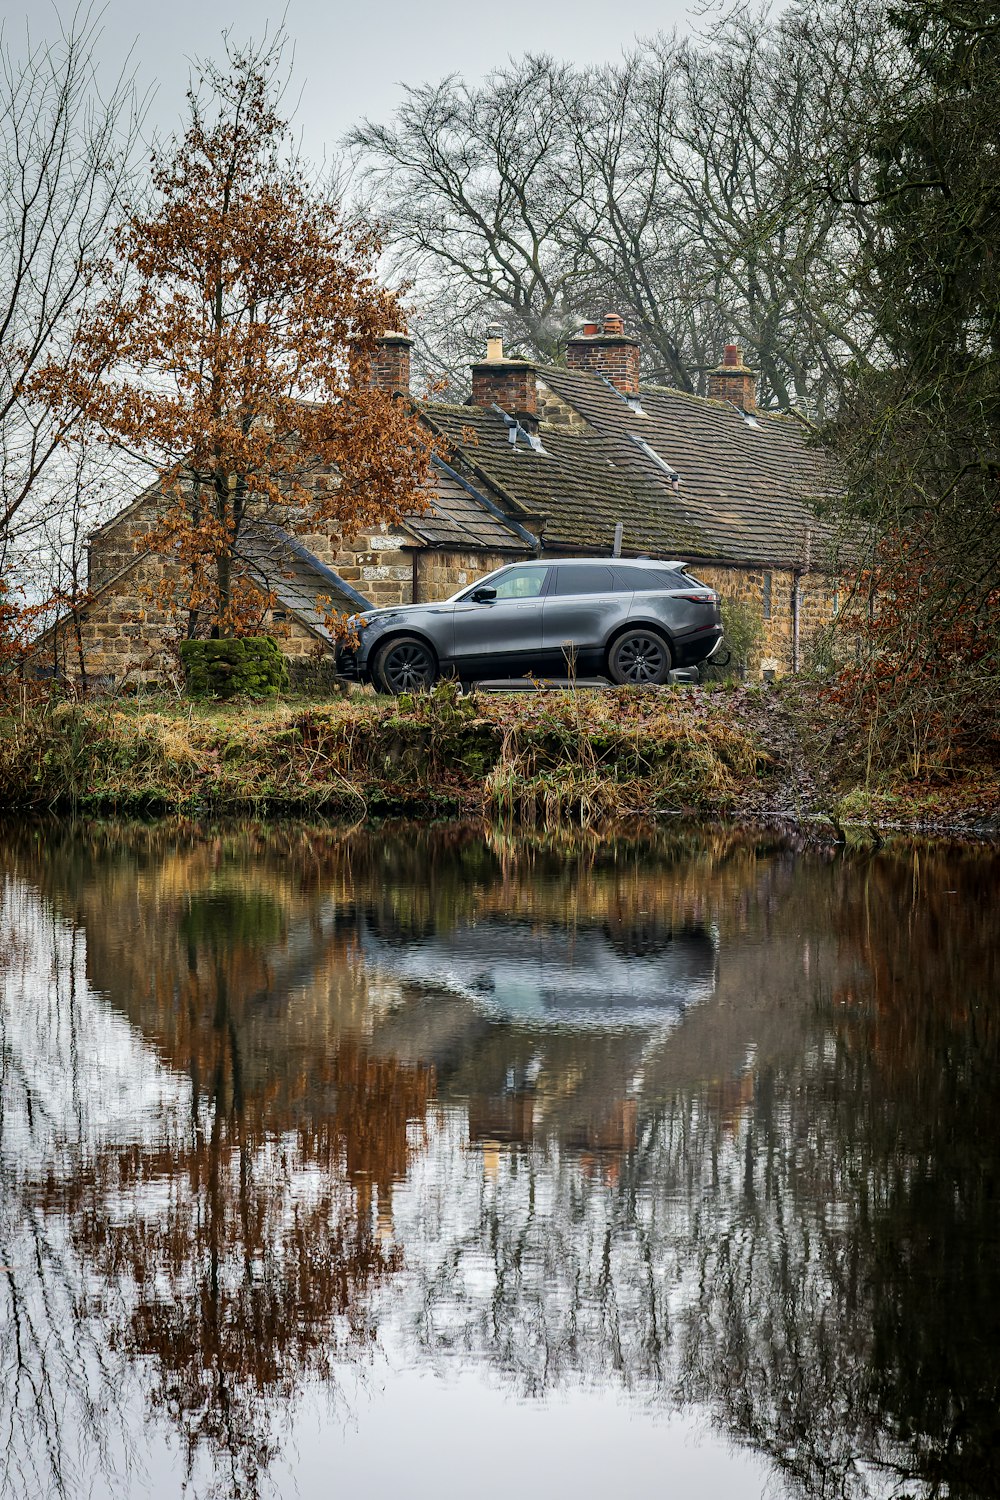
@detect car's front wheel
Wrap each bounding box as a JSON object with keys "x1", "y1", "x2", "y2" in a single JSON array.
[
  {"x1": 607, "y1": 628, "x2": 672, "y2": 686},
  {"x1": 372, "y1": 635, "x2": 438, "y2": 694}
]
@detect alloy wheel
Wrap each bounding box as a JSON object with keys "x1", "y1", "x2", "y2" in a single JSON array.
[
  {"x1": 380, "y1": 640, "x2": 436, "y2": 693},
  {"x1": 613, "y1": 633, "x2": 669, "y2": 685}
]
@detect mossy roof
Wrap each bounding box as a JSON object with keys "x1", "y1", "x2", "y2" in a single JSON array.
[
  {"x1": 419, "y1": 367, "x2": 840, "y2": 570},
  {"x1": 421, "y1": 401, "x2": 709, "y2": 558}
]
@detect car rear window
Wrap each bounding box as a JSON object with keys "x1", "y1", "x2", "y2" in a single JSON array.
[
  {"x1": 552, "y1": 564, "x2": 616, "y2": 596},
  {"x1": 612, "y1": 565, "x2": 691, "y2": 591}
]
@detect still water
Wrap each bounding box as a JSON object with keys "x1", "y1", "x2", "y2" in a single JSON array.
[{"x1": 0, "y1": 820, "x2": 997, "y2": 1500}]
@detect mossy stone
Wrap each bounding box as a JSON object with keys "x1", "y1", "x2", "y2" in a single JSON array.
[{"x1": 179, "y1": 636, "x2": 289, "y2": 699}]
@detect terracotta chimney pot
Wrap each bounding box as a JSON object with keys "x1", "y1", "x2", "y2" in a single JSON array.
[{"x1": 565, "y1": 314, "x2": 641, "y2": 395}]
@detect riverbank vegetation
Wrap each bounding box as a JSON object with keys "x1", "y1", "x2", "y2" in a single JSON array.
[{"x1": 1, "y1": 680, "x2": 996, "y2": 833}]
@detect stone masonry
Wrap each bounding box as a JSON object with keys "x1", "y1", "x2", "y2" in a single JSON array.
[{"x1": 41, "y1": 315, "x2": 839, "y2": 687}]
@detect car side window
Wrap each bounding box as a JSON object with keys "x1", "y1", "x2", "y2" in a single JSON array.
[
  {"x1": 553, "y1": 565, "x2": 615, "y2": 596},
  {"x1": 490, "y1": 566, "x2": 550, "y2": 599}
]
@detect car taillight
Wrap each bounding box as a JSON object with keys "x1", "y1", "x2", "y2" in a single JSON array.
[{"x1": 680, "y1": 591, "x2": 717, "y2": 603}]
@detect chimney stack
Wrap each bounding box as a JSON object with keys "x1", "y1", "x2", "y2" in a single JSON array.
[
  {"x1": 368, "y1": 330, "x2": 412, "y2": 395},
  {"x1": 707, "y1": 344, "x2": 757, "y2": 410},
  {"x1": 566, "y1": 312, "x2": 641, "y2": 395},
  {"x1": 471, "y1": 324, "x2": 537, "y2": 415}
]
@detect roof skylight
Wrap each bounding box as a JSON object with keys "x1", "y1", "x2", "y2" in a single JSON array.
[
  {"x1": 627, "y1": 432, "x2": 681, "y2": 491},
  {"x1": 598, "y1": 372, "x2": 645, "y2": 415},
  {"x1": 491, "y1": 403, "x2": 547, "y2": 455}
]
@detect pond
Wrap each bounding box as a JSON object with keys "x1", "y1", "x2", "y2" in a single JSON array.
[{"x1": 0, "y1": 820, "x2": 997, "y2": 1500}]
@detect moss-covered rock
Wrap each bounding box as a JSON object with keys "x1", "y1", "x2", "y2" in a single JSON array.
[{"x1": 179, "y1": 637, "x2": 289, "y2": 699}]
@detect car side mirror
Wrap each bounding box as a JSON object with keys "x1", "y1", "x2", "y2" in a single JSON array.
[{"x1": 471, "y1": 586, "x2": 496, "y2": 602}]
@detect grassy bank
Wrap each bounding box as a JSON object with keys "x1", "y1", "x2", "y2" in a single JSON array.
[
  {"x1": 0, "y1": 680, "x2": 996, "y2": 832},
  {"x1": 0, "y1": 682, "x2": 766, "y2": 823}
]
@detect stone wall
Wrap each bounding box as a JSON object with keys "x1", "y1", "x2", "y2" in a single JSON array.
[
  {"x1": 88, "y1": 495, "x2": 161, "y2": 591},
  {"x1": 77, "y1": 468, "x2": 839, "y2": 688},
  {"x1": 265, "y1": 612, "x2": 326, "y2": 660},
  {"x1": 696, "y1": 564, "x2": 838, "y2": 677},
  {"x1": 416, "y1": 549, "x2": 525, "y2": 603},
  {"x1": 536, "y1": 380, "x2": 591, "y2": 432},
  {"x1": 335, "y1": 529, "x2": 414, "y2": 606},
  {"x1": 35, "y1": 554, "x2": 184, "y2": 687}
]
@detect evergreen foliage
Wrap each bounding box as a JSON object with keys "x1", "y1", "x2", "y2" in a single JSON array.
[{"x1": 828, "y1": 0, "x2": 1000, "y2": 772}]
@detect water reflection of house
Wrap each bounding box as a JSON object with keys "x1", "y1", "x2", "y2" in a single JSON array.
[
  {"x1": 3, "y1": 823, "x2": 832, "y2": 1168},
  {"x1": 467, "y1": 1091, "x2": 535, "y2": 1148}
]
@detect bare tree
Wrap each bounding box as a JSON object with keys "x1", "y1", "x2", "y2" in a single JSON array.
[
  {"x1": 348, "y1": 1, "x2": 895, "y2": 413},
  {"x1": 348, "y1": 57, "x2": 593, "y2": 387},
  {"x1": 0, "y1": 8, "x2": 144, "y2": 575}
]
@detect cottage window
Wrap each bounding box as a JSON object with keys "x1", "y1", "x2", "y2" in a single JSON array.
[{"x1": 762, "y1": 572, "x2": 772, "y2": 620}]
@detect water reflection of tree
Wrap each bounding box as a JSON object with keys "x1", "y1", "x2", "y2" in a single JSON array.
[
  {"x1": 72, "y1": 1012, "x2": 431, "y2": 1494},
  {"x1": 64, "y1": 1057, "x2": 427, "y2": 1496},
  {"x1": 0, "y1": 847, "x2": 433, "y2": 1499},
  {"x1": 388, "y1": 843, "x2": 1000, "y2": 1500},
  {"x1": 3, "y1": 822, "x2": 999, "y2": 1500},
  {"x1": 0, "y1": 889, "x2": 130, "y2": 1500}
]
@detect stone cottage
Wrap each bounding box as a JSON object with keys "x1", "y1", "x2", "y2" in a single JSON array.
[{"x1": 37, "y1": 315, "x2": 839, "y2": 686}]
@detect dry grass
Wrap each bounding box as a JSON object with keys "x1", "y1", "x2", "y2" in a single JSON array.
[
  {"x1": 0, "y1": 682, "x2": 770, "y2": 822},
  {"x1": 3, "y1": 680, "x2": 993, "y2": 830}
]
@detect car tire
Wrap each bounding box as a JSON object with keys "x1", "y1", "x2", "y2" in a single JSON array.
[
  {"x1": 372, "y1": 635, "x2": 438, "y2": 694},
  {"x1": 607, "y1": 627, "x2": 672, "y2": 686}
]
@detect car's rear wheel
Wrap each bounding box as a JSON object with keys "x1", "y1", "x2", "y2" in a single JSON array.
[
  {"x1": 607, "y1": 628, "x2": 672, "y2": 686},
  {"x1": 372, "y1": 635, "x2": 437, "y2": 694}
]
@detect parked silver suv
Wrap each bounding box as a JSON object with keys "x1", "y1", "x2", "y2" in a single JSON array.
[{"x1": 338, "y1": 558, "x2": 723, "y2": 693}]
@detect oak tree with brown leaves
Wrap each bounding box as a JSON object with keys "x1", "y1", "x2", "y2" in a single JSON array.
[{"x1": 44, "y1": 38, "x2": 429, "y2": 637}]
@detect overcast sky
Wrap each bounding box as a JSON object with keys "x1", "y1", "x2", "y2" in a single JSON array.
[{"x1": 9, "y1": 0, "x2": 736, "y2": 162}]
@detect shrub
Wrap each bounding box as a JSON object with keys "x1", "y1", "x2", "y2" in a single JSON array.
[
  {"x1": 178, "y1": 636, "x2": 289, "y2": 699},
  {"x1": 702, "y1": 597, "x2": 765, "y2": 681}
]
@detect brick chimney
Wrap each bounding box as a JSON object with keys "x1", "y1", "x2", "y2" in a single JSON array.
[
  {"x1": 366, "y1": 330, "x2": 412, "y2": 394},
  {"x1": 707, "y1": 344, "x2": 757, "y2": 410},
  {"x1": 566, "y1": 312, "x2": 641, "y2": 395},
  {"x1": 471, "y1": 324, "x2": 537, "y2": 415}
]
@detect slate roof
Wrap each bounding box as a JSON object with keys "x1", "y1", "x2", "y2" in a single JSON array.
[
  {"x1": 240, "y1": 523, "x2": 373, "y2": 637},
  {"x1": 407, "y1": 464, "x2": 528, "y2": 550},
  {"x1": 418, "y1": 371, "x2": 838, "y2": 571},
  {"x1": 532, "y1": 367, "x2": 839, "y2": 569},
  {"x1": 422, "y1": 401, "x2": 709, "y2": 559}
]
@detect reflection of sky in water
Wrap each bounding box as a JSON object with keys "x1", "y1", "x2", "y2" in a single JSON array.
[
  {"x1": 2, "y1": 824, "x2": 998, "y2": 1500},
  {"x1": 0, "y1": 877, "x2": 776, "y2": 1500},
  {"x1": 0, "y1": 891, "x2": 189, "y2": 1158}
]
